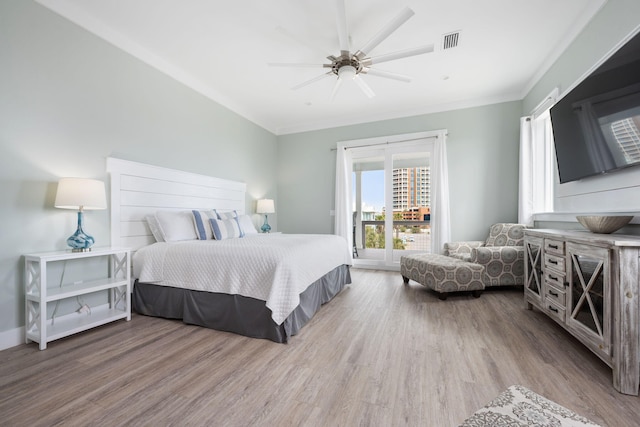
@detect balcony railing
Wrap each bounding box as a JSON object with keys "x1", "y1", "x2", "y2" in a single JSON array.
[{"x1": 359, "y1": 220, "x2": 430, "y2": 251}]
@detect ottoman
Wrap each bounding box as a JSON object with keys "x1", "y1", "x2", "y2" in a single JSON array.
[{"x1": 400, "y1": 253, "x2": 485, "y2": 300}]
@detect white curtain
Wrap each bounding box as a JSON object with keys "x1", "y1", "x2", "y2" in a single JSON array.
[
  {"x1": 519, "y1": 116, "x2": 534, "y2": 225},
  {"x1": 430, "y1": 135, "x2": 451, "y2": 254},
  {"x1": 334, "y1": 146, "x2": 353, "y2": 262},
  {"x1": 519, "y1": 113, "x2": 554, "y2": 226}
]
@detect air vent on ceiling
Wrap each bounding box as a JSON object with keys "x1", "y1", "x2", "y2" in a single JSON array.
[{"x1": 442, "y1": 31, "x2": 460, "y2": 50}]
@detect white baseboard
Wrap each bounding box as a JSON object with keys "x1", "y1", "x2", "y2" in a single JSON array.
[{"x1": 0, "y1": 326, "x2": 24, "y2": 351}]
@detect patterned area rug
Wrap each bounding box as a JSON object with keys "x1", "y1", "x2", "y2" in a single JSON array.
[{"x1": 460, "y1": 385, "x2": 602, "y2": 426}]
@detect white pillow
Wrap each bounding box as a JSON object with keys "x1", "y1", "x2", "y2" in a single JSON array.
[
  {"x1": 192, "y1": 210, "x2": 217, "y2": 240},
  {"x1": 237, "y1": 215, "x2": 258, "y2": 235},
  {"x1": 210, "y1": 217, "x2": 242, "y2": 240},
  {"x1": 145, "y1": 214, "x2": 165, "y2": 242},
  {"x1": 155, "y1": 210, "x2": 198, "y2": 241}
]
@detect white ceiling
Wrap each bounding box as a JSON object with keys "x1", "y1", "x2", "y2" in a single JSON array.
[{"x1": 37, "y1": 0, "x2": 606, "y2": 135}]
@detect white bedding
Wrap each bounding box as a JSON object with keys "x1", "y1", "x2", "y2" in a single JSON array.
[{"x1": 133, "y1": 233, "x2": 351, "y2": 324}]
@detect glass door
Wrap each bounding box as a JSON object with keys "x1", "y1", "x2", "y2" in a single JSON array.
[
  {"x1": 352, "y1": 149, "x2": 386, "y2": 266},
  {"x1": 390, "y1": 149, "x2": 430, "y2": 263},
  {"x1": 351, "y1": 141, "x2": 431, "y2": 269}
]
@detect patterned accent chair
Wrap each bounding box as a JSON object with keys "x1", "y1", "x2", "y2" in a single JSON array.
[{"x1": 444, "y1": 223, "x2": 526, "y2": 287}]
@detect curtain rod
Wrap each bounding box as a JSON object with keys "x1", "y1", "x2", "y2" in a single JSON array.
[{"x1": 329, "y1": 135, "x2": 442, "y2": 151}]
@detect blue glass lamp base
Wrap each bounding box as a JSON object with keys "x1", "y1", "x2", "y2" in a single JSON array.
[
  {"x1": 67, "y1": 211, "x2": 95, "y2": 252},
  {"x1": 261, "y1": 214, "x2": 271, "y2": 233}
]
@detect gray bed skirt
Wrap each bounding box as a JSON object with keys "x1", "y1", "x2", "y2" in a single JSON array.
[{"x1": 132, "y1": 264, "x2": 351, "y2": 343}]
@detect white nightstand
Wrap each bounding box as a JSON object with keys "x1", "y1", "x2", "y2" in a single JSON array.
[{"x1": 24, "y1": 247, "x2": 131, "y2": 350}]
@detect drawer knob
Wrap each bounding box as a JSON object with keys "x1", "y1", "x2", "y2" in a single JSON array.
[
  {"x1": 549, "y1": 290, "x2": 558, "y2": 297},
  {"x1": 548, "y1": 305, "x2": 559, "y2": 313}
]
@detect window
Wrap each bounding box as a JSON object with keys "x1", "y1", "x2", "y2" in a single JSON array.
[{"x1": 519, "y1": 89, "x2": 557, "y2": 224}]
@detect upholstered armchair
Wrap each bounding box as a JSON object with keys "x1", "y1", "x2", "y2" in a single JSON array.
[{"x1": 443, "y1": 223, "x2": 526, "y2": 287}]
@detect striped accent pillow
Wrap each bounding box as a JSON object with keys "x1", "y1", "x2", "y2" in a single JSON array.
[
  {"x1": 215, "y1": 209, "x2": 237, "y2": 220},
  {"x1": 210, "y1": 218, "x2": 242, "y2": 240},
  {"x1": 214, "y1": 210, "x2": 244, "y2": 237},
  {"x1": 192, "y1": 210, "x2": 217, "y2": 240}
]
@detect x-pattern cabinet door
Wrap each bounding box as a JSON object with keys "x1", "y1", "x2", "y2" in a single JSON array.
[
  {"x1": 566, "y1": 242, "x2": 611, "y2": 358},
  {"x1": 524, "y1": 236, "x2": 543, "y2": 305}
]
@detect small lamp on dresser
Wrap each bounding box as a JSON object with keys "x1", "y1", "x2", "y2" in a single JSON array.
[
  {"x1": 256, "y1": 198, "x2": 275, "y2": 233},
  {"x1": 54, "y1": 177, "x2": 107, "y2": 251}
]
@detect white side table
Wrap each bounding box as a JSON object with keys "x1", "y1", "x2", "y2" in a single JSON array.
[{"x1": 24, "y1": 247, "x2": 131, "y2": 350}]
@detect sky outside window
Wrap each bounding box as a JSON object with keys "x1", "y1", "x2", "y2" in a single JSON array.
[{"x1": 354, "y1": 170, "x2": 384, "y2": 212}]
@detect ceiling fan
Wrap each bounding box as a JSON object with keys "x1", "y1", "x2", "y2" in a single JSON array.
[{"x1": 270, "y1": 0, "x2": 434, "y2": 100}]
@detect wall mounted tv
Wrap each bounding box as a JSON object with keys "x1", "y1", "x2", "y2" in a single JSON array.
[{"x1": 550, "y1": 31, "x2": 640, "y2": 184}]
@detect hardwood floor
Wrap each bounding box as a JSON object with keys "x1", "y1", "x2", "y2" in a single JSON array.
[{"x1": 1, "y1": 269, "x2": 638, "y2": 426}]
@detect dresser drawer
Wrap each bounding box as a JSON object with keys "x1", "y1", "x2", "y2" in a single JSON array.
[
  {"x1": 544, "y1": 238, "x2": 565, "y2": 256},
  {"x1": 543, "y1": 281, "x2": 566, "y2": 306},
  {"x1": 543, "y1": 269, "x2": 565, "y2": 288},
  {"x1": 544, "y1": 299, "x2": 566, "y2": 323},
  {"x1": 544, "y1": 253, "x2": 565, "y2": 272}
]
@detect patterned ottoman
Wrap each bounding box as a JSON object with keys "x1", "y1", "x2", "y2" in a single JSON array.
[
  {"x1": 460, "y1": 385, "x2": 601, "y2": 426},
  {"x1": 400, "y1": 253, "x2": 485, "y2": 300}
]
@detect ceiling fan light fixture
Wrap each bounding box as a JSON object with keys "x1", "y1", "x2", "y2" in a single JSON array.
[{"x1": 338, "y1": 65, "x2": 357, "y2": 80}]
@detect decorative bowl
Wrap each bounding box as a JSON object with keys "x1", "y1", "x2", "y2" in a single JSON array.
[{"x1": 576, "y1": 215, "x2": 633, "y2": 234}]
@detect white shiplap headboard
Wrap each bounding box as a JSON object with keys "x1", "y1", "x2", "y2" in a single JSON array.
[{"x1": 107, "y1": 157, "x2": 246, "y2": 251}]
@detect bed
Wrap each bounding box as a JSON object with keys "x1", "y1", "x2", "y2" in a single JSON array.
[{"x1": 107, "y1": 157, "x2": 352, "y2": 342}]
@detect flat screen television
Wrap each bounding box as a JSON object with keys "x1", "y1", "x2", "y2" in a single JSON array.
[{"x1": 550, "y1": 31, "x2": 640, "y2": 184}]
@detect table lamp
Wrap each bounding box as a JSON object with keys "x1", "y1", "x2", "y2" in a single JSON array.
[
  {"x1": 54, "y1": 178, "x2": 107, "y2": 251},
  {"x1": 256, "y1": 199, "x2": 275, "y2": 233}
]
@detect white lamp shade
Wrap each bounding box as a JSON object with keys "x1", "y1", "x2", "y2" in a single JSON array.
[
  {"x1": 54, "y1": 178, "x2": 107, "y2": 210},
  {"x1": 256, "y1": 199, "x2": 275, "y2": 214}
]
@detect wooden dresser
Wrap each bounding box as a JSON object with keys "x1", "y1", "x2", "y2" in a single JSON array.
[{"x1": 524, "y1": 229, "x2": 640, "y2": 395}]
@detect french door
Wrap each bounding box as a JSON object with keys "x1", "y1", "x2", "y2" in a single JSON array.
[{"x1": 350, "y1": 139, "x2": 432, "y2": 269}]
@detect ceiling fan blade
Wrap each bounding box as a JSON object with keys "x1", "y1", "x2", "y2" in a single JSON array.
[
  {"x1": 367, "y1": 44, "x2": 434, "y2": 65},
  {"x1": 291, "y1": 72, "x2": 333, "y2": 90},
  {"x1": 354, "y1": 76, "x2": 376, "y2": 98},
  {"x1": 335, "y1": 0, "x2": 350, "y2": 52},
  {"x1": 361, "y1": 68, "x2": 412, "y2": 83},
  {"x1": 330, "y1": 77, "x2": 344, "y2": 100},
  {"x1": 355, "y1": 7, "x2": 414, "y2": 59},
  {"x1": 269, "y1": 62, "x2": 329, "y2": 68}
]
